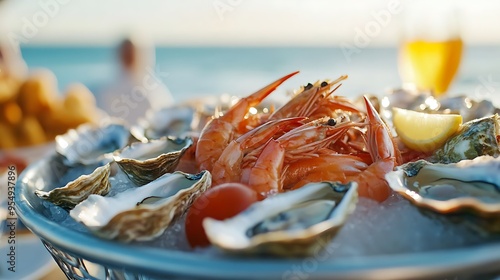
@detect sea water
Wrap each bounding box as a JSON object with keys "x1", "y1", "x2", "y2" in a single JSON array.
[{"x1": 21, "y1": 46, "x2": 500, "y2": 106}]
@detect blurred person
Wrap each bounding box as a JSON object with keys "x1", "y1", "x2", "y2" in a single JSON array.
[
  {"x1": 0, "y1": 41, "x2": 27, "y2": 79},
  {"x1": 0, "y1": 41, "x2": 27, "y2": 106},
  {"x1": 97, "y1": 37, "x2": 174, "y2": 125}
]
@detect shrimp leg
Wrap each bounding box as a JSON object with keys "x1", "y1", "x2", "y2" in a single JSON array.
[
  {"x1": 211, "y1": 117, "x2": 305, "y2": 185},
  {"x1": 284, "y1": 97, "x2": 401, "y2": 202},
  {"x1": 195, "y1": 71, "x2": 299, "y2": 172},
  {"x1": 243, "y1": 120, "x2": 354, "y2": 196}
]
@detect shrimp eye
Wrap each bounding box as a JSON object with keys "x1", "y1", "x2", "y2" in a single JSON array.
[
  {"x1": 320, "y1": 81, "x2": 328, "y2": 87},
  {"x1": 327, "y1": 118, "x2": 337, "y2": 126},
  {"x1": 304, "y1": 83, "x2": 313, "y2": 90}
]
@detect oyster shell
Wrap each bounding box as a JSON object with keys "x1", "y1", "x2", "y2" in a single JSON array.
[
  {"x1": 138, "y1": 105, "x2": 196, "y2": 139},
  {"x1": 113, "y1": 137, "x2": 193, "y2": 186},
  {"x1": 70, "y1": 171, "x2": 211, "y2": 242},
  {"x1": 380, "y1": 90, "x2": 500, "y2": 126},
  {"x1": 386, "y1": 156, "x2": 500, "y2": 219},
  {"x1": 35, "y1": 163, "x2": 111, "y2": 209},
  {"x1": 203, "y1": 181, "x2": 358, "y2": 257},
  {"x1": 438, "y1": 96, "x2": 499, "y2": 122},
  {"x1": 381, "y1": 88, "x2": 434, "y2": 112},
  {"x1": 430, "y1": 114, "x2": 500, "y2": 163},
  {"x1": 56, "y1": 121, "x2": 135, "y2": 166},
  {"x1": 133, "y1": 95, "x2": 285, "y2": 141}
]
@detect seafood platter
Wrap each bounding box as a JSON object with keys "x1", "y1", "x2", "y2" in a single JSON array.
[{"x1": 15, "y1": 71, "x2": 500, "y2": 279}]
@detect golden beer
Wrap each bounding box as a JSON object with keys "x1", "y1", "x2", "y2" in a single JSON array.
[{"x1": 399, "y1": 38, "x2": 463, "y2": 96}]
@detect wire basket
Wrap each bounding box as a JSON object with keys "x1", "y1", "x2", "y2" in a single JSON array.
[
  {"x1": 40, "y1": 239, "x2": 163, "y2": 280},
  {"x1": 42, "y1": 240, "x2": 104, "y2": 280}
]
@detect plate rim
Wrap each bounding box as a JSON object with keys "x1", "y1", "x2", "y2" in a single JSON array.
[{"x1": 15, "y1": 156, "x2": 500, "y2": 279}]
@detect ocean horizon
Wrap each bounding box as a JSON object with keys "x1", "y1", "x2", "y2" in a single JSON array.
[{"x1": 19, "y1": 46, "x2": 500, "y2": 105}]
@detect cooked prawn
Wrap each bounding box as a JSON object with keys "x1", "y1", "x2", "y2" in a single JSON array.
[
  {"x1": 242, "y1": 119, "x2": 356, "y2": 196},
  {"x1": 353, "y1": 96, "x2": 401, "y2": 200},
  {"x1": 269, "y1": 76, "x2": 348, "y2": 120},
  {"x1": 285, "y1": 96, "x2": 401, "y2": 202},
  {"x1": 211, "y1": 117, "x2": 305, "y2": 186},
  {"x1": 195, "y1": 71, "x2": 298, "y2": 172}
]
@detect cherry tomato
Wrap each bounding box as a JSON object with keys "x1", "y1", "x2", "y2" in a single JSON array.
[{"x1": 185, "y1": 183, "x2": 258, "y2": 248}]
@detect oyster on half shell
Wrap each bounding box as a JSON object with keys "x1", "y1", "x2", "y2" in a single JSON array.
[
  {"x1": 56, "y1": 121, "x2": 135, "y2": 166},
  {"x1": 137, "y1": 105, "x2": 196, "y2": 140},
  {"x1": 70, "y1": 171, "x2": 211, "y2": 242},
  {"x1": 430, "y1": 114, "x2": 500, "y2": 164},
  {"x1": 203, "y1": 181, "x2": 358, "y2": 257},
  {"x1": 35, "y1": 163, "x2": 111, "y2": 209},
  {"x1": 386, "y1": 156, "x2": 500, "y2": 224},
  {"x1": 113, "y1": 137, "x2": 193, "y2": 186},
  {"x1": 380, "y1": 89, "x2": 500, "y2": 123}
]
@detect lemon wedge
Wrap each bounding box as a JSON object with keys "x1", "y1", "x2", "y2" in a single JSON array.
[{"x1": 392, "y1": 107, "x2": 462, "y2": 153}]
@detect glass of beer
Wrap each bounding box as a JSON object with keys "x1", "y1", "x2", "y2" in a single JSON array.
[{"x1": 398, "y1": 2, "x2": 463, "y2": 97}]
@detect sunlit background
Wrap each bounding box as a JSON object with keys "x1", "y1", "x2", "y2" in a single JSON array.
[
  {"x1": 1, "y1": 0, "x2": 500, "y2": 101},
  {"x1": 3, "y1": 0, "x2": 500, "y2": 46}
]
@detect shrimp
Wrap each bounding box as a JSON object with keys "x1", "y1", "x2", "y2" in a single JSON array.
[
  {"x1": 240, "y1": 118, "x2": 354, "y2": 170},
  {"x1": 278, "y1": 118, "x2": 361, "y2": 163},
  {"x1": 283, "y1": 150, "x2": 368, "y2": 188},
  {"x1": 268, "y1": 76, "x2": 348, "y2": 120},
  {"x1": 175, "y1": 135, "x2": 199, "y2": 174},
  {"x1": 211, "y1": 117, "x2": 305, "y2": 186},
  {"x1": 244, "y1": 139, "x2": 284, "y2": 195},
  {"x1": 309, "y1": 95, "x2": 365, "y2": 121},
  {"x1": 285, "y1": 96, "x2": 401, "y2": 202},
  {"x1": 352, "y1": 96, "x2": 402, "y2": 201},
  {"x1": 195, "y1": 71, "x2": 298, "y2": 172},
  {"x1": 242, "y1": 119, "x2": 356, "y2": 196}
]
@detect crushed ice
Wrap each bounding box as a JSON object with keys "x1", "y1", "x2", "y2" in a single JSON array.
[
  {"x1": 328, "y1": 194, "x2": 489, "y2": 257},
  {"x1": 130, "y1": 193, "x2": 499, "y2": 259},
  {"x1": 42, "y1": 162, "x2": 138, "y2": 233},
  {"x1": 44, "y1": 173, "x2": 500, "y2": 259}
]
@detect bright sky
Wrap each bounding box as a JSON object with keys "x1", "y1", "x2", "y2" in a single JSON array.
[{"x1": 1, "y1": 0, "x2": 500, "y2": 47}]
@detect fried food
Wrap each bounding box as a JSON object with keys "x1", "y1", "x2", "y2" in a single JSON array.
[
  {"x1": 17, "y1": 70, "x2": 58, "y2": 115},
  {"x1": 0, "y1": 69, "x2": 99, "y2": 149}
]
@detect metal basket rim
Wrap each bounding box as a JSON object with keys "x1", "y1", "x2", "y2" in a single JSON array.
[{"x1": 14, "y1": 156, "x2": 500, "y2": 279}]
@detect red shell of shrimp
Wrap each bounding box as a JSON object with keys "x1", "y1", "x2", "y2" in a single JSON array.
[
  {"x1": 285, "y1": 155, "x2": 394, "y2": 202},
  {"x1": 244, "y1": 139, "x2": 285, "y2": 196},
  {"x1": 196, "y1": 119, "x2": 235, "y2": 172},
  {"x1": 283, "y1": 153, "x2": 368, "y2": 190},
  {"x1": 355, "y1": 96, "x2": 401, "y2": 201},
  {"x1": 195, "y1": 71, "x2": 299, "y2": 172},
  {"x1": 211, "y1": 117, "x2": 305, "y2": 186},
  {"x1": 349, "y1": 158, "x2": 395, "y2": 202},
  {"x1": 242, "y1": 121, "x2": 355, "y2": 196},
  {"x1": 280, "y1": 120, "x2": 358, "y2": 163},
  {"x1": 285, "y1": 97, "x2": 401, "y2": 203},
  {"x1": 175, "y1": 136, "x2": 200, "y2": 174},
  {"x1": 309, "y1": 95, "x2": 365, "y2": 121},
  {"x1": 269, "y1": 87, "x2": 322, "y2": 120},
  {"x1": 269, "y1": 76, "x2": 348, "y2": 121}
]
